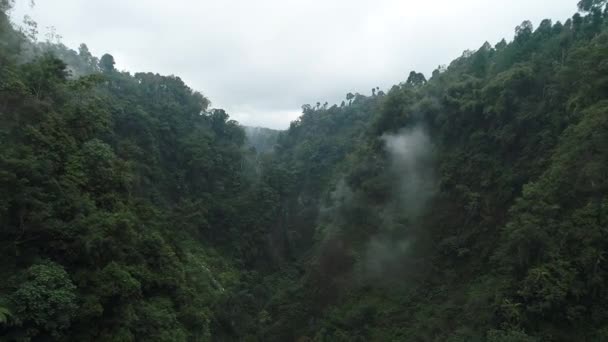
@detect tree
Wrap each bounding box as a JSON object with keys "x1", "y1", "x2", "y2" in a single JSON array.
[
  {"x1": 406, "y1": 70, "x2": 427, "y2": 87},
  {"x1": 99, "y1": 53, "x2": 115, "y2": 73},
  {"x1": 22, "y1": 53, "x2": 69, "y2": 99},
  {"x1": 495, "y1": 38, "x2": 508, "y2": 50},
  {"x1": 10, "y1": 262, "x2": 78, "y2": 339},
  {"x1": 578, "y1": 0, "x2": 607, "y2": 12},
  {"x1": 515, "y1": 20, "x2": 533, "y2": 41},
  {"x1": 0, "y1": 0, "x2": 14, "y2": 12},
  {"x1": 346, "y1": 92, "x2": 354, "y2": 105},
  {"x1": 78, "y1": 43, "x2": 99, "y2": 70}
]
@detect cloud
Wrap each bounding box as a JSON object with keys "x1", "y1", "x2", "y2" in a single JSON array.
[
  {"x1": 11, "y1": 0, "x2": 576, "y2": 129},
  {"x1": 359, "y1": 126, "x2": 436, "y2": 284},
  {"x1": 382, "y1": 126, "x2": 435, "y2": 218}
]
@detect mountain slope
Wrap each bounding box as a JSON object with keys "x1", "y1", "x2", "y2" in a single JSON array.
[{"x1": 2, "y1": 1, "x2": 608, "y2": 341}]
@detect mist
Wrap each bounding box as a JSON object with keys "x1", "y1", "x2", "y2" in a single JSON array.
[
  {"x1": 361, "y1": 125, "x2": 436, "y2": 282},
  {"x1": 382, "y1": 126, "x2": 435, "y2": 219}
]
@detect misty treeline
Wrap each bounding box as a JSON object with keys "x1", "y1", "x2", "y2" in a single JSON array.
[{"x1": 1, "y1": 0, "x2": 608, "y2": 340}]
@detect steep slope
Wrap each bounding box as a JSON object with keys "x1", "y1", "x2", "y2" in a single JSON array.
[
  {"x1": 2, "y1": 1, "x2": 608, "y2": 341},
  {"x1": 0, "y1": 5, "x2": 262, "y2": 340},
  {"x1": 245, "y1": 3, "x2": 608, "y2": 341}
]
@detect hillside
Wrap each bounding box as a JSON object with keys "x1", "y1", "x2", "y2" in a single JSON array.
[{"x1": 2, "y1": 0, "x2": 608, "y2": 341}]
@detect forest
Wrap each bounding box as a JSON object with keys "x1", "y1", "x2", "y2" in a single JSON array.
[{"x1": 1, "y1": 0, "x2": 608, "y2": 340}]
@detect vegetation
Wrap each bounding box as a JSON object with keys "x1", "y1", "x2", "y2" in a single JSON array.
[{"x1": 2, "y1": 0, "x2": 608, "y2": 341}]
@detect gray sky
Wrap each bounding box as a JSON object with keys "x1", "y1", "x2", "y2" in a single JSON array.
[{"x1": 12, "y1": 0, "x2": 577, "y2": 129}]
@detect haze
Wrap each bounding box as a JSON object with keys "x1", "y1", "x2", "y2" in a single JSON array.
[{"x1": 12, "y1": 0, "x2": 575, "y2": 129}]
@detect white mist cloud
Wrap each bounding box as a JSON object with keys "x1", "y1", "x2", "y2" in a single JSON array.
[
  {"x1": 360, "y1": 126, "x2": 436, "y2": 281},
  {"x1": 382, "y1": 126, "x2": 435, "y2": 218}
]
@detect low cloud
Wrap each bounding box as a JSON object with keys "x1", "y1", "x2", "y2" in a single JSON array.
[
  {"x1": 361, "y1": 126, "x2": 436, "y2": 283},
  {"x1": 381, "y1": 126, "x2": 435, "y2": 219}
]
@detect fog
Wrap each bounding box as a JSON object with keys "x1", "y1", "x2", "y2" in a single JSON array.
[
  {"x1": 362, "y1": 126, "x2": 436, "y2": 282},
  {"x1": 382, "y1": 127, "x2": 435, "y2": 219}
]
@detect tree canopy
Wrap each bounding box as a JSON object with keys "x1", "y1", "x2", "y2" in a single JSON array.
[{"x1": 2, "y1": 1, "x2": 608, "y2": 341}]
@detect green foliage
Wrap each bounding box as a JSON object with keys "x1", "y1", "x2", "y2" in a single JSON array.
[
  {"x1": 486, "y1": 329, "x2": 538, "y2": 342},
  {"x1": 578, "y1": 0, "x2": 607, "y2": 12},
  {"x1": 0, "y1": 306, "x2": 12, "y2": 325},
  {"x1": 9, "y1": 262, "x2": 78, "y2": 338},
  {"x1": 406, "y1": 70, "x2": 427, "y2": 87},
  {"x1": 0, "y1": 7, "x2": 250, "y2": 340},
  {"x1": 246, "y1": 4, "x2": 608, "y2": 342},
  {"x1": 3, "y1": 2, "x2": 608, "y2": 341},
  {"x1": 99, "y1": 53, "x2": 115, "y2": 73}
]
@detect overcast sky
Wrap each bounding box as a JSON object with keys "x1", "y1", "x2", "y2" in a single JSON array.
[{"x1": 12, "y1": 0, "x2": 577, "y2": 129}]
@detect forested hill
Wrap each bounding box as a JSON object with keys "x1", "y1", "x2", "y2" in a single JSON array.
[{"x1": 2, "y1": 0, "x2": 608, "y2": 341}]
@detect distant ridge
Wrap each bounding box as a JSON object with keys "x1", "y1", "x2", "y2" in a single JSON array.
[{"x1": 243, "y1": 126, "x2": 281, "y2": 153}]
